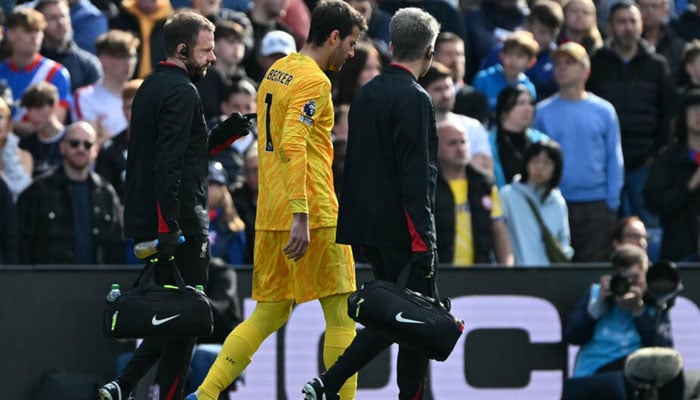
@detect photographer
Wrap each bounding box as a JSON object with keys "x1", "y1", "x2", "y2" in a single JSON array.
[{"x1": 563, "y1": 244, "x2": 684, "y2": 399}]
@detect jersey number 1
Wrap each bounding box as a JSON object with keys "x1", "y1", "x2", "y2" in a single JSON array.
[{"x1": 264, "y1": 92, "x2": 273, "y2": 152}]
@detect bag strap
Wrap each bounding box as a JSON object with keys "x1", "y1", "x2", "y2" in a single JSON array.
[
  {"x1": 397, "y1": 253, "x2": 442, "y2": 306},
  {"x1": 523, "y1": 195, "x2": 556, "y2": 241}
]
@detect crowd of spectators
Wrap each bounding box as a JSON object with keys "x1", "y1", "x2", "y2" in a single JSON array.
[{"x1": 0, "y1": 0, "x2": 699, "y2": 267}]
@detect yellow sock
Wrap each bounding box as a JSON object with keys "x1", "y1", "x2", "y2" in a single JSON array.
[
  {"x1": 321, "y1": 294, "x2": 358, "y2": 400},
  {"x1": 197, "y1": 301, "x2": 292, "y2": 399}
]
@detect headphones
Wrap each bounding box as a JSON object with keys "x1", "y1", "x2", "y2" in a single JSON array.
[{"x1": 178, "y1": 45, "x2": 189, "y2": 58}]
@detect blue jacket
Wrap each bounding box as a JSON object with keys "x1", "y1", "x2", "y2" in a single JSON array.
[
  {"x1": 472, "y1": 64, "x2": 536, "y2": 112},
  {"x1": 499, "y1": 181, "x2": 573, "y2": 265},
  {"x1": 564, "y1": 283, "x2": 674, "y2": 376}
]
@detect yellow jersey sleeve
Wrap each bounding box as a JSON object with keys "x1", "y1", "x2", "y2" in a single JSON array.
[
  {"x1": 490, "y1": 185, "x2": 504, "y2": 219},
  {"x1": 255, "y1": 53, "x2": 338, "y2": 231}
]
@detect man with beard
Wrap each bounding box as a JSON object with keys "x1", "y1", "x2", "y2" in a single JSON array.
[
  {"x1": 17, "y1": 120, "x2": 123, "y2": 265},
  {"x1": 98, "y1": 11, "x2": 252, "y2": 400},
  {"x1": 186, "y1": 2, "x2": 366, "y2": 399}
]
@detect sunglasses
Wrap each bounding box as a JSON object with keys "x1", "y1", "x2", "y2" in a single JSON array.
[{"x1": 66, "y1": 139, "x2": 95, "y2": 150}]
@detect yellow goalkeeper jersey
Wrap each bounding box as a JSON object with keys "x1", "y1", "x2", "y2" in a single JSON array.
[{"x1": 255, "y1": 52, "x2": 338, "y2": 231}]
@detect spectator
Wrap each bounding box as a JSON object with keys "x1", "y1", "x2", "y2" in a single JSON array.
[
  {"x1": 500, "y1": 140, "x2": 573, "y2": 265},
  {"x1": 331, "y1": 103, "x2": 349, "y2": 140},
  {"x1": 37, "y1": 0, "x2": 102, "y2": 93},
  {"x1": 669, "y1": 0, "x2": 700, "y2": 42},
  {"x1": 489, "y1": 84, "x2": 549, "y2": 188},
  {"x1": 0, "y1": 178, "x2": 18, "y2": 264},
  {"x1": 558, "y1": 0, "x2": 604, "y2": 55},
  {"x1": 73, "y1": 29, "x2": 139, "y2": 142},
  {"x1": 18, "y1": 82, "x2": 66, "y2": 178},
  {"x1": 255, "y1": 30, "x2": 297, "y2": 81},
  {"x1": 480, "y1": 0, "x2": 564, "y2": 100},
  {"x1": 463, "y1": 0, "x2": 527, "y2": 82},
  {"x1": 533, "y1": 42, "x2": 624, "y2": 262},
  {"x1": 435, "y1": 118, "x2": 514, "y2": 266},
  {"x1": 17, "y1": 120, "x2": 124, "y2": 264},
  {"x1": 433, "y1": 32, "x2": 490, "y2": 125},
  {"x1": 677, "y1": 39, "x2": 700, "y2": 98},
  {"x1": 639, "y1": 0, "x2": 687, "y2": 83},
  {"x1": 612, "y1": 215, "x2": 649, "y2": 251},
  {"x1": 95, "y1": 78, "x2": 143, "y2": 201},
  {"x1": 644, "y1": 89, "x2": 700, "y2": 262},
  {"x1": 588, "y1": 1, "x2": 673, "y2": 228},
  {"x1": 196, "y1": 20, "x2": 249, "y2": 122},
  {"x1": 0, "y1": 7, "x2": 72, "y2": 136},
  {"x1": 243, "y1": 0, "x2": 299, "y2": 83},
  {"x1": 108, "y1": 0, "x2": 173, "y2": 79},
  {"x1": 191, "y1": 0, "x2": 254, "y2": 51},
  {"x1": 69, "y1": 0, "x2": 108, "y2": 55},
  {"x1": 279, "y1": 0, "x2": 311, "y2": 45},
  {"x1": 331, "y1": 41, "x2": 381, "y2": 104},
  {"x1": 0, "y1": 97, "x2": 33, "y2": 201},
  {"x1": 563, "y1": 244, "x2": 684, "y2": 400},
  {"x1": 208, "y1": 161, "x2": 246, "y2": 266},
  {"x1": 472, "y1": 30, "x2": 539, "y2": 113},
  {"x1": 418, "y1": 62, "x2": 493, "y2": 175},
  {"x1": 346, "y1": 0, "x2": 391, "y2": 50},
  {"x1": 379, "y1": 0, "x2": 468, "y2": 49},
  {"x1": 232, "y1": 145, "x2": 258, "y2": 265},
  {"x1": 209, "y1": 79, "x2": 258, "y2": 185}
]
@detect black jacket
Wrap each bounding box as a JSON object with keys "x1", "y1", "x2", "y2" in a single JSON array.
[
  {"x1": 124, "y1": 63, "x2": 248, "y2": 239},
  {"x1": 435, "y1": 164, "x2": 494, "y2": 264},
  {"x1": 587, "y1": 41, "x2": 673, "y2": 170},
  {"x1": 95, "y1": 129, "x2": 128, "y2": 201},
  {"x1": 125, "y1": 63, "x2": 209, "y2": 238},
  {"x1": 337, "y1": 64, "x2": 438, "y2": 252},
  {"x1": 643, "y1": 24, "x2": 687, "y2": 84},
  {"x1": 0, "y1": 178, "x2": 18, "y2": 265},
  {"x1": 643, "y1": 142, "x2": 700, "y2": 261},
  {"x1": 17, "y1": 167, "x2": 124, "y2": 264}
]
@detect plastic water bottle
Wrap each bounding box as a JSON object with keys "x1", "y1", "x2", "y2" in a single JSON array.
[
  {"x1": 106, "y1": 284, "x2": 121, "y2": 302},
  {"x1": 133, "y1": 236, "x2": 186, "y2": 259},
  {"x1": 195, "y1": 285, "x2": 204, "y2": 292}
]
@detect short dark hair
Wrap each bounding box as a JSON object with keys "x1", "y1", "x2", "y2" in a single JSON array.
[
  {"x1": 417, "y1": 61, "x2": 452, "y2": 89},
  {"x1": 224, "y1": 79, "x2": 257, "y2": 102},
  {"x1": 434, "y1": 31, "x2": 463, "y2": 54},
  {"x1": 20, "y1": 81, "x2": 58, "y2": 108},
  {"x1": 609, "y1": 0, "x2": 639, "y2": 20},
  {"x1": 35, "y1": 0, "x2": 68, "y2": 13},
  {"x1": 163, "y1": 11, "x2": 215, "y2": 58},
  {"x1": 306, "y1": 0, "x2": 367, "y2": 47},
  {"x1": 611, "y1": 244, "x2": 648, "y2": 272},
  {"x1": 215, "y1": 20, "x2": 246, "y2": 42},
  {"x1": 95, "y1": 29, "x2": 140, "y2": 58},
  {"x1": 683, "y1": 39, "x2": 700, "y2": 66},
  {"x1": 7, "y1": 7, "x2": 46, "y2": 31},
  {"x1": 612, "y1": 216, "x2": 644, "y2": 243},
  {"x1": 528, "y1": 0, "x2": 564, "y2": 33},
  {"x1": 520, "y1": 140, "x2": 564, "y2": 201}
]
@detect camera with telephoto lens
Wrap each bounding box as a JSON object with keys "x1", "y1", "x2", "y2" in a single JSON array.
[
  {"x1": 645, "y1": 260, "x2": 683, "y2": 310},
  {"x1": 610, "y1": 273, "x2": 636, "y2": 297}
]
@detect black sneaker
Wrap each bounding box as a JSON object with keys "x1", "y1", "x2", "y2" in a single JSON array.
[
  {"x1": 97, "y1": 380, "x2": 134, "y2": 400},
  {"x1": 302, "y1": 377, "x2": 339, "y2": 400}
]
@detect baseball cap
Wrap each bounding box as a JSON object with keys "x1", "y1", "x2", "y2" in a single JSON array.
[
  {"x1": 208, "y1": 161, "x2": 228, "y2": 186},
  {"x1": 552, "y1": 42, "x2": 590, "y2": 69},
  {"x1": 260, "y1": 30, "x2": 297, "y2": 57}
]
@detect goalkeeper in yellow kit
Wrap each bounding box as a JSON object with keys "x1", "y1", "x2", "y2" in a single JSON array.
[{"x1": 186, "y1": 2, "x2": 367, "y2": 399}]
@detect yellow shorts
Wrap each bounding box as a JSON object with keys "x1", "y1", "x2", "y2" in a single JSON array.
[{"x1": 252, "y1": 227, "x2": 355, "y2": 303}]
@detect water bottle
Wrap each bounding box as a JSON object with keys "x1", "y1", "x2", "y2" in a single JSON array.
[
  {"x1": 195, "y1": 285, "x2": 204, "y2": 292},
  {"x1": 133, "y1": 236, "x2": 186, "y2": 259},
  {"x1": 106, "y1": 284, "x2": 121, "y2": 302}
]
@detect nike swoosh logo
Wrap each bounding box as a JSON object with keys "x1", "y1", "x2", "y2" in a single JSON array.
[
  {"x1": 395, "y1": 312, "x2": 425, "y2": 324},
  {"x1": 151, "y1": 314, "x2": 181, "y2": 326}
]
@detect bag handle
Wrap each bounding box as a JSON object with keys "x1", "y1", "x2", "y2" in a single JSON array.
[
  {"x1": 397, "y1": 252, "x2": 444, "y2": 309},
  {"x1": 131, "y1": 258, "x2": 188, "y2": 293}
]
